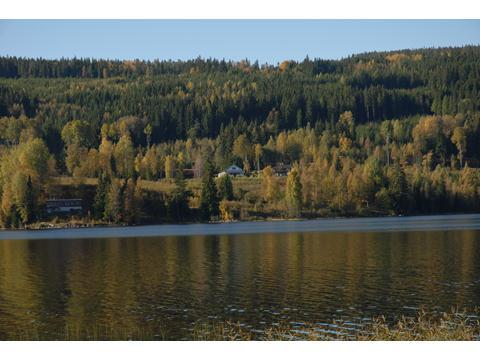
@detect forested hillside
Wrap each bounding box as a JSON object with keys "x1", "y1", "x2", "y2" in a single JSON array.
[{"x1": 0, "y1": 46, "x2": 479, "y2": 227}]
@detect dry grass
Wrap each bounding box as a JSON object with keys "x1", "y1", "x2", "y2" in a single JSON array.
[
  {"x1": 356, "y1": 310, "x2": 480, "y2": 341},
  {"x1": 53, "y1": 176, "x2": 98, "y2": 186},
  {"x1": 191, "y1": 309, "x2": 480, "y2": 341},
  {"x1": 4, "y1": 309, "x2": 479, "y2": 340},
  {"x1": 137, "y1": 178, "x2": 177, "y2": 193},
  {"x1": 6, "y1": 323, "x2": 167, "y2": 341},
  {"x1": 53, "y1": 176, "x2": 263, "y2": 194}
]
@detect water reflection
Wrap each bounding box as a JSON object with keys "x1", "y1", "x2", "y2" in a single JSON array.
[{"x1": 0, "y1": 229, "x2": 479, "y2": 339}]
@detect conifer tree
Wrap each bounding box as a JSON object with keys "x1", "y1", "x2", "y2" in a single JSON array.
[
  {"x1": 388, "y1": 162, "x2": 409, "y2": 214},
  {"x1": 23, "y1": 175, "x2": 36, "y2": 224},
  {"x1": 168, "y1": 167, "x2": 191, "y2": 221},
  {"x1": 9, "y1": 204, "x2": 20, "y2": 229},
  {"x1": 122, "y1": 178, "x2": 138, "y2": 224},
  {"x1": 218, "y1": 174, "x2": 234, "y2": 201},
  {"x1": 93, "y1": 171, "x2": 111, "y2": 220},
  {"x1": 200, "y1": 158, "x2": 219, "y2": 221}
]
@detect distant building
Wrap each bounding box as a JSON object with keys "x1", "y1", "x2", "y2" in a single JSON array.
[
  {"x1": 218, "y1": 164, "x2": 244, "y2": 177},
  {"x1": 273, "y1": 164, "x2": 292, "y2": 176},
  {"x1": 46, "y1": 199, "x2": 83, "y2": 215},
  {"x1": 182, "y1": 168, "x2": 195, "y2": 179}
]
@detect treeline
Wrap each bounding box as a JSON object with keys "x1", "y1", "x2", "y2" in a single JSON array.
[{"x1": 0, "y1": 46, "x2": 479, "y2": 147}]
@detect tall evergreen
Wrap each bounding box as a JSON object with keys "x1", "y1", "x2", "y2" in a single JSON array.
[
  {"x1": 217, "y1": 174, "x2": 234, "y2": 201},
  {"x1": 23, "y1": 175, "x2": 36, "y2": 224},
  {"x1": 388, "y1": 162, "x2": 409, "y2": 214},
  {"x1": 168, "y1": 166, "x2": 191, "y2": 221},
  {"x1": 199, "y1": 158, "x2": 219, "y2": 221},
  {"x1": 9, "y1": 205, "x2": 20, "y2": 229},
  {"x1": 93, "y1": 171, "x2": 111, "y2": 220},
  {"x1": 123, "y1": 178, "x2": 139, "y2": 224}
]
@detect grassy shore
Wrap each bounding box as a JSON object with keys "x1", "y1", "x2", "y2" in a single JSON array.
[
  {"x1": 191, "y1": 309, "x2": 480, "y2": 341},
  {"x1": 12, "y1": 175, "x2": 472, "y2": 231},
  {"x1": 5, "y1": 309, "x2": 479, "y2": 341},
  {"x1": 10, "y1": 175, "x2": 383, "y2": 231}
]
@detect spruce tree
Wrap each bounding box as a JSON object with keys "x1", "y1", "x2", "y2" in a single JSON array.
[
  {"x1": 122, "y1": 178, "x2": 138, "y2": 224},
  {"x1": 388, "y1": 162, "x2": 409, "y2": 214},
  {"x1": 9, "y1": 204, "x2": 20, "y2": 229},
  {"x1": 217, "y1": 174, "x2": 234, "y2": 201},
  {"x1": 93, "y1": 171, "x2": 111, "y2": 220},
  {"x1": 23, "y1": 175, "x2": 36, "y2": 224},
  {"x1": 199, "y1": 158, "x2": 219, "y2": 221},
  {"x1": 168, "y1": 167, "x2": 191, "y2": 221}
]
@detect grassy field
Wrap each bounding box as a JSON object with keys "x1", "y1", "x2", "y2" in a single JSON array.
[
  {"x1": 53, "y1": 176, "x2": 268, "y2": 195},
  {"x1": 53, "y1": 176, "x2": 99, "y2": 187}
]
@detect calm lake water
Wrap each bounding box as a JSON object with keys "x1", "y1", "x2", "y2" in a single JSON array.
[{"x1": 1, "y1": 214, "x2": 480, "y2": 340}]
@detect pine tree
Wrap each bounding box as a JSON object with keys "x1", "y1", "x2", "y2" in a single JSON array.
[
  {"x1": 168, "y1": 168, "x2": 191, "y2": 221},
  {"x1": 122, "y1": 178, "x2": 138, "y2": 224},
  {"x1": 93, "y1": 171, "x2": 111, "y2": 220},
  {"x1": 217, "y1": 174, "x2": 234, "y2": 200},
  {"x1": 199, "y1": 158, "x2": 219, "y2": 221},
  {"x1": 9, "y1": 204, "x2": 20, "y2": 229},
  {"x1": 23, "y1": 175, "x2": 36, "y2": 224},
  {"x1": 388, "y1": 162, "x2": 409, "y2": 214}
]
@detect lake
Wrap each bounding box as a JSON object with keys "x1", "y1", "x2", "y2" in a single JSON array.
[{"x1": 1, "y1": 214, "x2": 480, "y2": 340}]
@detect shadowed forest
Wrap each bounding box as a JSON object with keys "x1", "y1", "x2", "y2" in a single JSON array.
[{"x1": 0, "y1": 46, "x2": 479, "y2": 227}]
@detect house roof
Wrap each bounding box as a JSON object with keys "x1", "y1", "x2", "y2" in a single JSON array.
[{"x1": 226, "y1": 165, "x2": 243, "y2": 171}]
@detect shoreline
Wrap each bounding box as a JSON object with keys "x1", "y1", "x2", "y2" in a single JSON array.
[
  {"x1": 1, "y1": 210, "x2": 479, "y2": 231},
  {"x1": 1, "y1": 213, "x2": 480, "y2": 240},
  {"x1": 4, "y1": 308, "x2": 479, "y2": 340}
]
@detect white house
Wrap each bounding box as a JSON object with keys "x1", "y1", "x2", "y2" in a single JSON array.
[{"x1": 218, "y1": 164, "x2": 244, "y2": 177}]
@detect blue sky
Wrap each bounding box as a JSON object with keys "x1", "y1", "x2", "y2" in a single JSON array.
[{"x1": 0, "y1": 20, "x2": 479, "y2": 64}]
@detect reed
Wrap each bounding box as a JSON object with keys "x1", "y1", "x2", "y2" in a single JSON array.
[
  {"x1": 191, "y1": 309, "x2": 480, "y2": 341},
  {"x1": 4, "y1": 308, "x2": 479, "y2": 341}
]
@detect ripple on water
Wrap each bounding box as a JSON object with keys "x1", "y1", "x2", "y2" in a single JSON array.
[{"x1": 1, "y1": 221, "x2": 480, "y2": 339}]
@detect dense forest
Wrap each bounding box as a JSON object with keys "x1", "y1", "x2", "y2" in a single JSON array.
[{"x1": 0, "y1": 46, "x2": 479, "y2": 228}]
